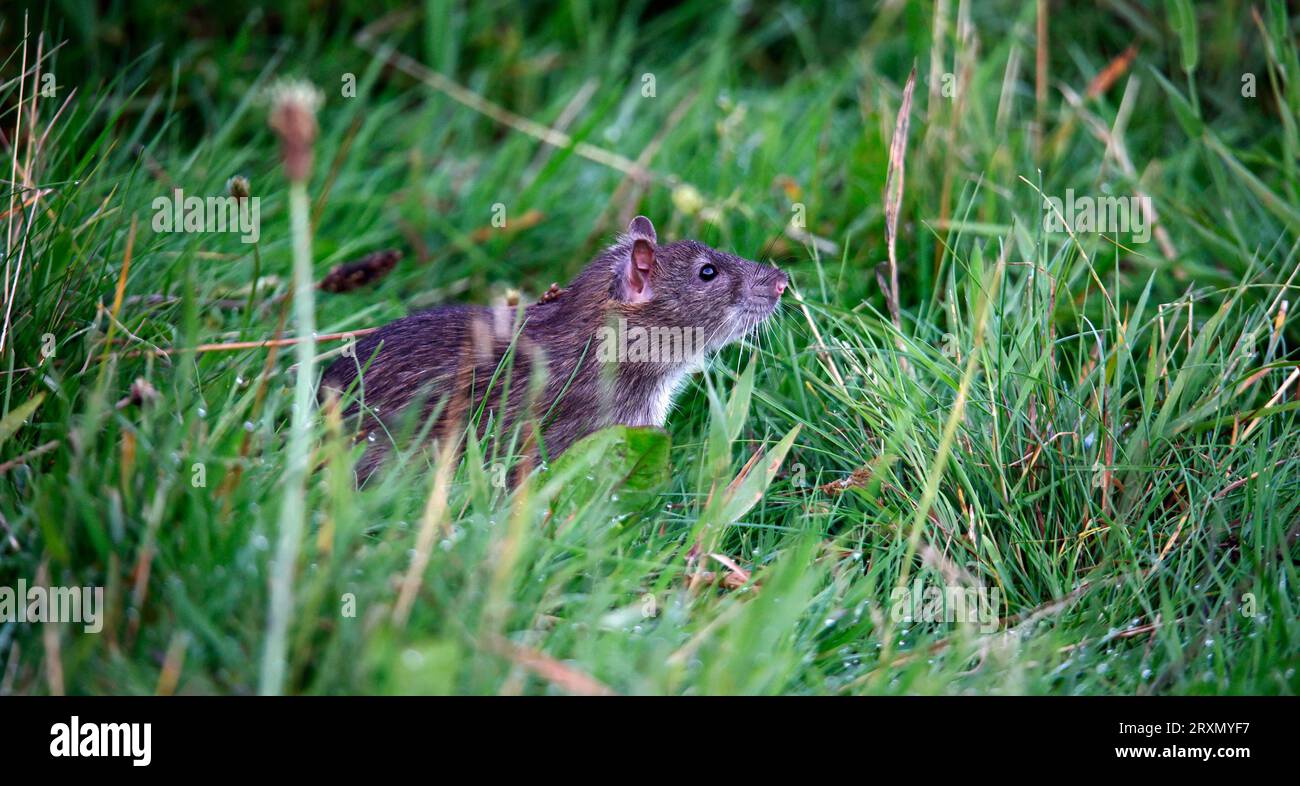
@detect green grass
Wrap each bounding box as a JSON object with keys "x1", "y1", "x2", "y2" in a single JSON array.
[{"x1": 1, "y1": 0, "x2": 1298, "y2": 695}]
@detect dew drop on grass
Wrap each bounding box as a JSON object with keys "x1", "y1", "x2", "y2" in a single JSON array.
[{"x1": 243, "y1": 420, "x2": 255, "y2": 432}]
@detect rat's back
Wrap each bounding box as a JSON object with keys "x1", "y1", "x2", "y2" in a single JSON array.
[
  {"x1": 320, "y1": 304, "x2": 494, "y2": 477},
  {"x1": 322, "y1": 305, "x2": 479, "y2": 402}
]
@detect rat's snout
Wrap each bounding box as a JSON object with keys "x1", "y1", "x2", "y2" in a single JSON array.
[
  {"x1": 755, "y1": 268, "x2": 788, "y2": 300},
  {"x1": 746, "y1": 266, "x2": 788, "y2": 309},
  {"x1": 772, "y1": 271, "x2": 788, "y2": 297}
]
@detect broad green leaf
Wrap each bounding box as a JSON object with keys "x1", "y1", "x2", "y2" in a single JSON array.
[
  {"x1": 364, "y1": 632, "x2": 460, "y2": 695},
  {"x1": 725, "y1": 355, "x2": 756, "y2": 444},
  {"x1": 539, "y1": 425, "x2": 671, "y2": 515},
  {"x1": 719, "y1": 423, "x2": 801, "y2": 525},
  {"x1": 0, "y1": 393, "x2": 45, "y2": 449}
]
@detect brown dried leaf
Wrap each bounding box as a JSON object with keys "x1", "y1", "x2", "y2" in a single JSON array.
[
  {"x1": 1085, "y1": 45, "x2": 1138, "y2": 99},
  {"x1": 882, "y1": 66, "x2": 917, "y2": 333},
  {"x1": 318, "y1": 249, "x2": 402, "y2": 293},
  {"x1": 486, "y1": 635, "x2": 617, "y2": 696}
]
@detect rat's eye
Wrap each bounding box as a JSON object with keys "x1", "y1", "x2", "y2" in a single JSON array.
[{"x1": 699, "y1": 264, "x2": 717, "y2": 281}]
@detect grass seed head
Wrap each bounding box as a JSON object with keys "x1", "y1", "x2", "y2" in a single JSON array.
[{"x1": 266, "y1": 79, "x2": 323, "y2": 182}]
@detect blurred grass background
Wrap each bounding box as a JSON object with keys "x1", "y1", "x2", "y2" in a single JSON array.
[{"x1": 0, "y1": 0, "x2": 1297, "y2": 694}]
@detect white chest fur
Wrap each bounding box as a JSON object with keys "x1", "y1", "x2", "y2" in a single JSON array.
[{"x1": 619, "y1": 366, "x2": 692, "y2": 427}]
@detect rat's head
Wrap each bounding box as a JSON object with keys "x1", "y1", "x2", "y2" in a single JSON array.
[{"x1": 604, "y1": 216, "x2": 787, "y2": 360}]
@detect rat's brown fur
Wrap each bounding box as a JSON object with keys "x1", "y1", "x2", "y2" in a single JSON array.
[{"x1": 320, "y1": 216, "x2": 787, "y2": 481}]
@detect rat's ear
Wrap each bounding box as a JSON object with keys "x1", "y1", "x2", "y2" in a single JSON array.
[
  {"x1": 616, "y1": 217, "x2": 657, "y2": 303},
  {"x1": 628, "y1": 215, "x2": 657, "y2": 245}
]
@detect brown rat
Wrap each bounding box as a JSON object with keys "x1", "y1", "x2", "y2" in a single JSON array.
[{"x1": 320, "y1": 216, "x2": 788, "y2": 481}]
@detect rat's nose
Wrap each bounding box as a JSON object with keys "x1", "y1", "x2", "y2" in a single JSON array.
[{"x1": 772, "y1": 273, "x2": 788, "y2": 297}]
